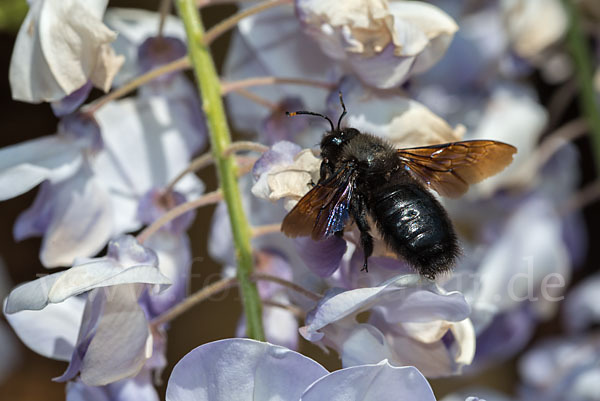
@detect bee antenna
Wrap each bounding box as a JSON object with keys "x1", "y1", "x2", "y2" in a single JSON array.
[
  {"x1": 286, "y1": 110, "x2": 335, "y2": 132},
  {"x1": 337, "y1": 91, "x2": 347, "y2": 131}
]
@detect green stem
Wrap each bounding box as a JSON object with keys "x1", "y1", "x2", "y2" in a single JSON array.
[
  {"x1": 562, "y1": 0, "x2": 600, "y2": 175},
  {"x1": 176, "y1": 0, "x2": 265, "y2": 341}
]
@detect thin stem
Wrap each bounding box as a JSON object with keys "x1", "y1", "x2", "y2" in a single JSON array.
[
  {"x1": 166, "y1": 153, "x2": 215, "y2": 194},
  {"x1": 251, "y1": 223, "x2": 282, "y2": 238},
  {"x1": 263, "y1": 300, "x2": 306, "y2": 319},
  {"x1": 252, "y1": 272, "x2": 322, "y2": 301},
  {"x1": 560, "y1": 180, "x2": 600, "y2": 215},
  {"x1": 158, "y1": 0, "x2": 172, "y2": 37},
  {"x1": 177, "y1": 0, "x2": 265, "y2": 340},
  {"x1": 203, "y1": 0, "x2": 291, "y2": 45},
  {"x1": 137, "y1": 190, "x2": 223, "y2": 244},
  {"x1": 232, "y1": 88, "x2": 279, "y2": 110},
  {"x1": 222, "y1": 141, "x2": 269, "y2": 157},
  {"x1": 562, "y1": 0, "x2": 600, "y2": 175},
  {"x1": 151, "y1": 277, "x2": 237, "y2": 327},
  {"x1": 221, "y1": 77, "x2": 335, "y2": 95},
  {"x1": 86, "y1": 56, "x2": 190, "y2": 114},
  {"x1": 165, "y1": 141, "x2": 266, "y2": 194},
  {"x1": 236, "y1": 155, "x2": 259, "y2": 176},
  {"x1": 515, "y1": 119, "x2": 588, "y2": 185}
]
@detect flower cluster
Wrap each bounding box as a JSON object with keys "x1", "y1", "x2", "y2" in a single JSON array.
[{"x1": 0, "y1": 0, "x2": 597, "y2": 400}]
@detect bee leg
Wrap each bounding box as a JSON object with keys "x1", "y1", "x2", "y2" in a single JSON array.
[
  {"x1": 351, "y1": 194, "x2": 373, "y2": 272},
  {"x1": 317, "y1": 159, "x2": 334, "y2": 184}
]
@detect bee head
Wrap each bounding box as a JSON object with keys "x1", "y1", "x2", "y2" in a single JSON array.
[{"x1": 321, "y1": 128, "x2": 359, "y2": 148}]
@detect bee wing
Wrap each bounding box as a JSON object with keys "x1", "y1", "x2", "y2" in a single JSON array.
[
  {"x1": 281, "y1": 166, "x2": 357, "y2": 240},
  {"x1": 397, "y1": 140, "x2": 517, "y2": 198}
]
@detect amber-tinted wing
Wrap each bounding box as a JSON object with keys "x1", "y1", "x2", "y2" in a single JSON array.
[
  {"x1": 397, "y1": 140, "x2": 517, "y2": 198},
  {"x1": 281, "y1": 166, "x2": 357, "y2": 240}
]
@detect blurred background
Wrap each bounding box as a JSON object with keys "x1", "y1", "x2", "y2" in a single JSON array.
[{"x1": 0, "y1": 0, "x2": 598, "y2": 400}]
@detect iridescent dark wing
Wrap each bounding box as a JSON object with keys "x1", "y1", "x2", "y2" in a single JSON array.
[
  {"x1": 281, "y1": 166, "x2": 357, "y2": 240},
  {"x1": 397, "y1": 140, "x2": 517, "y2": 198}
]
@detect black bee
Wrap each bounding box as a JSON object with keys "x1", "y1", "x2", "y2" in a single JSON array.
[{"x1": 281, "y1": 93, "x2": 516, "y2": 279}]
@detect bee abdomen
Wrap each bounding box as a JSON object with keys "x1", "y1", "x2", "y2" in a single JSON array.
[{"x1": 370, "y1": 184, "x2": 459, "y2": 278}]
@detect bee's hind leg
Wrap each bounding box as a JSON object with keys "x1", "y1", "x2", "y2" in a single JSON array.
[{"x1": 350, "y1": 194, "x2": 373, "y2": 272}]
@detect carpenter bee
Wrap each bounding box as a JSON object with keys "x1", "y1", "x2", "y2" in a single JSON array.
[{"x1": 281, "y1": 93, "x2": 517, "y2": 279}]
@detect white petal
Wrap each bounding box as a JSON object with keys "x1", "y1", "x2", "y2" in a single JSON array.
[
  {"x1": 388, "y1": 1, "x2": 458, "y2": 73},
  {"x1": 89, "y1": 43, "x2": 125, "y2": 92},
  {"x1": 10, "y1": 0, "x2": 120, "y2": 102},
  {"x1": 501, "y1": 0, "x2": 567, "y2": 58},
  {"x1": 0, "y1": 135, "x2": 83, "y2": 201},
  {"x1": 166, "y1": 338, "x2": 328, "y2": 401},
  {"x1": 4, "y1": 296, "x2": 84, "y2": 361}
]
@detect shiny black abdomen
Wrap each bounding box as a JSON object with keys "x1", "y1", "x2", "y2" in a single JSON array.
[{"x1": 369, "y1": 183, "x2": 459, "y2": 278}]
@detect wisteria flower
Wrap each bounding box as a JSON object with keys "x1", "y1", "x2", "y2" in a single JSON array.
[
  {"x1": 235, "y1": 250, "x2": 300, "y2": 350},
  {"x1": 223, "y1": 4, "x2": 334, "y2": 140},
  {"x1": 518, "y1": 334, "x2": 600, "y2": 401},
  {"x1": 300, "y1": 274, "x2": 475, "y2": 377},
  {"x1": 3, "y1": 86, "x2": 205, "y2": 267},
  {"x1": 296, "y1": 0, "x2": 458, "y2": 88},
  {"x1": 104, "y1": 7, "x2": 187, "y2": 87},
  {"x1": 501, "y1": 0, "x2": 567, "y2": 60},
  {"x1": 9, "y1": 0, "x2": 125, "y2": 103},
  {"x1": 166, "y1": 338, "x2": 437, "y2": 401},
  {"x1": 4, "y1": 235, "x2": 170, "y2": 387}
]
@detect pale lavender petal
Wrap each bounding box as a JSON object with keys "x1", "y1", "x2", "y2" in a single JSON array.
[
  {"x1": 300, "y1": 275, "x2": 469, "y2": 341},
  {"x1": 51, "y1": 81, "x2": 94, "y2": 117},
  {"x1": 252, "y1": 141, "x2": 302, "y2": 180},
  {"x1": 261, "y1": 97, "x2": 311, "y2": 145},
  {"x1": 56, "y1": 289, "x2": 106, "y2": 382},
  {"x1": 58, "y1": 112, "x2": 104, "y2": 152},
  {"x1": 104, "y1": 8, "x2": 186, "y2": 87},
  {"x1": 0, "y1": 134, "x2": 83, "y2": 201},
  {"x1": 208, "y1": 202, "x2": 235, "y2": 267},
  {"x1": 48, "y1": 259, "x2": 170, "y2": 304},
  {"x1": 295, "y1": 236, "x2": 347, "y2": 278},
  {"x1": 166, "y1": 338, "x2": 328, "y2": 401},
  {"x1": 236, "y1": 301, "x2": 300, "y2": 351},
  {"x1": 5, "y1": 237, "x2": 170, "y2": 312},
  {"x1": 106, "y1": 234, "x2": 158, "y2": 267},
  {"x1": 137, "y1": 189, "x2": 196, "y2": 235},
  {"x1": 4, "y1": 272, "x2": 63, "y2": 313},
  {"x1": 93, "y1": 93, "x2": 205, "y2": 234},
  {"x1": 340, "y1": 324, "x2": 395, "y2": 367},
  {"x1": 106, "y1": 369, "x2": 160, "y2": 401},
  {"x1": 348, "y1": 44, "x2": 416, "y2": 89},
  {"x1": 473, "y1": 306, "x2": 535, "y2": 368},
  {"x1": 79, "y1": 286, "x2": 152, "y2": 386},
  {"x1": 13, "y1": 180, "x2": 54, "y2": 240},
  {"x1": 224, "y1": 5, "x2": 333, "y2": 134},
  {"x1": 300, "y1": 361, "x2": 436, "y2": 401},
  {"x1": 38, "y1": 165, "x2": 113, "y2": 267},
  {"x1": 137, "y1": 36, "x2": 186, "y2": 82},
  {"x1": 254, "y1": 250, "x2": 293, "y2": 298},
  {"x1": 563, "y1": 273, "x2": 600, "y2": 333},
  {"x1": 375, "y1": 287, "x2": 471, "y2": 324},
  {"x1": 67, "y1": 380, "x2": 111, "y2": 401},
  {"x1": 4, "y1": 296, "x2": 84, "y2": 360},
  {"x1": 142, "y1": 232, "x2": 192, "y2": 317}
]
